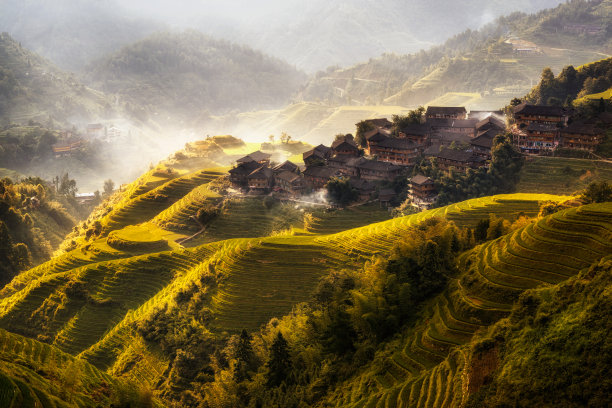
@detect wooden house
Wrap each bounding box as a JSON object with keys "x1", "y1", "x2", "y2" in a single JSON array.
[
  {"x1": 229, "y1": 161, "x2": 261, "y2": 187},
  {"x1": 426, "y1": 106, "x2": 467, "y2": 120},
  {"x1": 560, "y1": 122, "x2": 605, "y2": 152},
  {"x1": 521, "y1": 123, "x2": 559, "y2": 153},
  {"x1": 275, "y1": 171, "x2": 305, "y2": 195},
  {"x1": 303, "y1": 144, "x2": 332, "y2": 166},
  {"x1": 427, "y1": 118, "x2": 478, "y2": 137},
  {"x1": 331, "y1": 137, "x2": 360, "y2": 157},
  {"x1": 435, "y1": 148, "x2": 487, "y2": 172},
  {"x1": 369, "y1": 137, "x2": 420, "y2": 166},
  {"x1": 470, "y1": 131, "x2": 496, "y2": 159},
  {"x1": 356, "y1": 159, "x2": 402, "y2": 182},
  {"x1": 513, "y1": 103, "x2": 569, "y2": 127},
  {"x1": 272, "y1": 160, "x2": 300, "y2": 174},
  {"x1": 247, "y1": 167, "x2": 274, "y2": 192},
  {"x1": 409, "y1": 175, "x2": 437, "y2": 210},
  {"x1": 303, "y1": 166, "x2": 339, "y2": 190},
  {"x1": 378, "y1": 188, "x2": 397, "y2": 208},
  {"x1": 237, "y1": 151, "x2": 271, "y2": 166},
  {"x1": 476, "y1": 116, "x2": 505, "y2": 133},
  {"x1": 398, "y1": 123, "x2": 430, "y2": 144}
]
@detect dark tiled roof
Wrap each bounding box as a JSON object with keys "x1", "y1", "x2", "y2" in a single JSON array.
[
  {"x1": 360, "y1": 118, "x2": 393, "y2": 128},
  {"x1": 272, "y1": 160, "x2": 299, "y2": 172},
  {"x1": 376, "y1": 137, "x2": 418, "y2": 150},
  {"x1": 410, "y1": 174, "x2": 433, "y2": 185},
  {"x1": 426, "y1": 106, "x2": 467, "y2": 116},
  {"x1": 357, "y1": 159, "x2": 402, "y2": 172},
  {"x1": 303, "y1": 166, "x2": 338, "y2": 178},
  {"x1": 275, "y1": 170, "x2": 302, "y2": 183},
  {"x1": 331, "y1": 138, "x2": 359, "y2": 151},
  {"x1": 429, "y1": 131, "x2": 472, "y2": 144},
  {"x1": 476, "y1": 128, "x2": 501, "y2": 139},
  {"x1": 379, "y1": 188, "x2": 396, "y2": 200},
  {"x1": 229, "y1": 161, "x2": 261, "y2": 175},
  {"x1": 400, "y1": 123, "x2": 430, "y2": 136},
  {"x1": 561, "y1": 122, "x2": 603, "y2": 135},
  {"x1": 248, "y1": 166, "x2": 273, "y2": 179},
  {"x1": 513, "y1": 103, "x2": 568, "y2": 117},
  {"x1": 476, "y1": 116, "x2": 505, "y2": 130},
  {"x1": 470, "y1": 134, "x2": 495, "y2": 149},
  {"x1": 314, "y1": 144, "x2": 332, "y2": 155},
  {"x1": 365, "y1": 128, "x2": 390, "y2": 142},
  {"x1": 436, "y1": 148, "x2": 483, "y2": 163}
]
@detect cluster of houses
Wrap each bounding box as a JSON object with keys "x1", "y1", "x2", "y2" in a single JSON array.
[
  {"x1": 228, "y1": 102, "x2": 609, "y2": 209},
  {"x1": 511, "y1": 103, "x2": 610, "y2": 154}
]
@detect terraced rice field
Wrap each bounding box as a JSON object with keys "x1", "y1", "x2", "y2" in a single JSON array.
[
  {"x1": 516, "y1": 157, "x2": 612, "y2": 195},
  {"x1": 0, "y1": 328, "x2": 122, "y2": 407},
  {"x1": 327, "y1": 202, "x2": 612, "y2": 408},
  {"x1": 0, "y1": 165, "x2": 581, "y2": 398},
  {"x1": 305, "y1": 204, "x2": 391, "y2": 235},
  {"x1": 99, "y1": 169, "x2": 225, "y2": 235}
]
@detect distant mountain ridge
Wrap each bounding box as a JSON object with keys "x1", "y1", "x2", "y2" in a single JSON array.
[
  {"x1": 0, "y1": 0, "x2": 565, "y2": 73},
  {"x1": 83, "y1": 30, "x2": 308, "y2": 120},
  {"x1": 0, "y1": 32, "x2": 116, "y2": 125},
  {"x1": 296, "y1": 0, "x2": 611, "y2": 108}
]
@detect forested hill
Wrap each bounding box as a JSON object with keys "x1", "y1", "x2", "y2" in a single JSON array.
[
  {"x1": 0, "y1": 0, "x2": 163, "y2": 72},
  {"x1": 297, "y1": 0, "x2": 611, "y2": 107},
  {"x1": 0, "y1": 33, "x2": 116, "y2": 125},
  {"x1": 84, "y1": 30, "x2": 308, "y2": 121}
]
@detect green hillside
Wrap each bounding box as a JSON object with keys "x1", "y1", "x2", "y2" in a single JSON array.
[
  {"x1": 0, "y1": 328, "x2": 152, "y2": 407},
  {"x1": 0, "y1": 145, "x2": 609, "y2": 406},
  {"x1": 517, "y1": 157, "x2": 612, "y2": 195},
  {"x1": 320, "y1": 202, "x2": 612, "y2": 407},
  {"x1": 297, "y1": 0, "x2": 610, "y2": 110},
  {"x1": 84, "y1": 30, "x2": 307, "y2": 121},
  {"x1": 0, "y1": 33, "x2": 115, "y2": 125}
]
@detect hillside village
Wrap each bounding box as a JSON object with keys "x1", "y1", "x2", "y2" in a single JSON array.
[{"x1": 228, "y1": 103, "x2": 611, "y2": 209}]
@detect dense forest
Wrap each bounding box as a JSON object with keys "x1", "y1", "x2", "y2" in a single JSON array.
[
  {"x1": 0, "y1": 176, "x2": 86, "y2": 286},
  {"x1": 84, "y1": 30, "x2": 307, "y2": 121},
  {"x1": 524, "y1": 57, "x2": 612, "y2": 106}
]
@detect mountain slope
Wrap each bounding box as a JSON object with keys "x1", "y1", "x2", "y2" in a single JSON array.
[
  {"x1": 0, "y1": 0, "x2": 162, "y2": 72},
  {"x1": 321, "y1": 202, "x2": 612, "y2": 407},
  {"x1": 297, "y1": 0, "x2": 610, "y2": 108},
  {"x1": 84, "y1": 30, "x2": 307, "y2": 120},
  {"x1": 0, "y1": 33, "x2": 116, "y2": 125}
]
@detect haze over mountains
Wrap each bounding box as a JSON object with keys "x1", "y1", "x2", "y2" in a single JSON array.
[{"x1": 2, "y1": 0, "x2": 565, "y2": 72}]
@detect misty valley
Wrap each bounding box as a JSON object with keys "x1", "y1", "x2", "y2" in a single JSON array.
[{"x1": 0, "y1": 1, "x2": 611, "y2": 407}]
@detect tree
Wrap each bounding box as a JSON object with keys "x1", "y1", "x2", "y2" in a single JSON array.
[
  {"x1": 326, "y1": 177, "x2": 358, "y2": 207},
  {"x1": 103, "y1": 179, "x2": 115, "y2": 197},
  {"x1": 581, "y1": 181, "x2": 612, "y2": 204},
  {"x1": 355, "y1": 120, "x2": 375, "y2": 148},
  {"x1": 266, "y1": 332, "x2": 292, "y2": 387},
  {"x1": 58, "y1": 173, "x2": 77, "y2": 197},
  {"x1": 234, "y1": 329, "x2": 256, "y2": 382},
  {"x1": 391, "y1": 106, "x2": 425, "y2": 135}
]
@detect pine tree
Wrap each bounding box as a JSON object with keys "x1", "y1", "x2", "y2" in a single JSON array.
[
  {"x1": 266, "y1": 332, "x2": 291, "y2": 388},
  {"x1": 234, "y1": 329, "x2": 255, "y2": 382}
]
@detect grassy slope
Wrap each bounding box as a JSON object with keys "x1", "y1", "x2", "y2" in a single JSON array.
[
  {"x1": 322, "y1": 202, "x2": 612, "y2": 408},
  {"x1": 0, "y1": 159, "x2": 571, "y2": 391},
  {"x1": 0, "y1": 328, "x2": 148, "y2": 407},
  {"x1": 516, "y1": 157, "x2": 612, "y2": 195}
]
